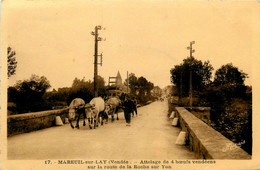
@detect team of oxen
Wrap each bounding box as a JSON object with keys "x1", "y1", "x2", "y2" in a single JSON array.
[{"x1": 68, "y1": 96, "x2": 125, "y2": 129}]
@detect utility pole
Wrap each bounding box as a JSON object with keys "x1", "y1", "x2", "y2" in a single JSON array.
[
  {"x1": 91, "y1": 25, "x2": 105, "y2": 97},
  {"x1": 187, "y1": 41, "x2": 195, "y2": 107}
]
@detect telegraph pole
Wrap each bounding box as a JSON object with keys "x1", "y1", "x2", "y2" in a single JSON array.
[
  {"x1": 187, "y1": 41, "x2": 195, "y2": 107},
  {"x1": 91, "y1": 25, "x2": 105, "y2": 97}
]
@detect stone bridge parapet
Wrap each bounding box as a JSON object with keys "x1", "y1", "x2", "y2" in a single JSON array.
[
  {"x1": 175, "y1": 107, "x2": 251, "y2": 159},
  {"x1": 7, "y1": 108, "x2": 69, "y2": 137}
]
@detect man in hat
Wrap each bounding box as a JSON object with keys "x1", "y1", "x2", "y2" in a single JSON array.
[{"x1": 122, "y1": 95, "x2": 134, "y2": 126}]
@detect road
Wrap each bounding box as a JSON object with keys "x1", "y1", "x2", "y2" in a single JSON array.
[{"x1": 8, "y1": 101, "x2": 196, "y2": 160}]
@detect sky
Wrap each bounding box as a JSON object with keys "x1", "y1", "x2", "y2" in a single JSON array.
[{"x1": 2, "y1": 0, "x2": 260, "y2": 90}]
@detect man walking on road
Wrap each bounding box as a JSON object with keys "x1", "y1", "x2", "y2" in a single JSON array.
[
  {"x1": 132, "y1": 97, "x2": 138, "y2": 117},
  {"x1": 122, "y1": 95, "x2": 133, "y2": 126}
]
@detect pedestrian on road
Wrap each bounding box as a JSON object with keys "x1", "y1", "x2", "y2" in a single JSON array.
[
  {"x1": 122, "y1": 95, "x2": 133, "y2": 126},
  {"x1": 132, "y1": 97, "x2": 138, "y2": 117}
]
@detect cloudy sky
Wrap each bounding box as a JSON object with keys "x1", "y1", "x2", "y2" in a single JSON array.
[{"x1": 3, "y1": 0, "x2": 259, "y2": 90}]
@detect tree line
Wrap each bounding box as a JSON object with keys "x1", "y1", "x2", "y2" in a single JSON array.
[
  {"x1": 124, "y1": 73, "x2": 156, "y2": 104},
  {"x1": 8, "y1": 73, "x2": 157, "y2": 115},
  {"x1": 8, "y1": 75, "x2": 106, "y2": 114},
  {"x1": 170, "y1": 56, "x2": 252, "y2": 154}
]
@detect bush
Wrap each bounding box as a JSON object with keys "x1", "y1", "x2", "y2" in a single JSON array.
[
  {"x1": 198, "y1": 86, "x2": 226, "y2": 122},
  {"x1": 216, "y1": 98, "x2": 252, "y2": 154},
  {"x1": 67, "y1": 88, "x2": 94, "y2": 105},
  {"x1": 198, "y1": 86, "x2": 252, "y2": 154},
  {"x1": 8, "y1": 75, "x2": 51, "y2": 113}
]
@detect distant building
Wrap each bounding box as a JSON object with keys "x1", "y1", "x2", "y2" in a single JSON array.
[
  {"x1": 115, "y1": 71, "x2": 122, "y2": 86},
  {"x1": 108, "y1": 71, "x2": 129, "y2": 97}
]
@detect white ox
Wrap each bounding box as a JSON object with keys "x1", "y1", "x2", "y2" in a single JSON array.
[
  {"x1": 106, "y1": 97, "x2": 121, "y2": 121},
  {"x1": 68, "y1": 98, "x2": 86, "y2": 129},
  {"x1": 85, "y1": 97, "x2": 109, "y2": 129}
]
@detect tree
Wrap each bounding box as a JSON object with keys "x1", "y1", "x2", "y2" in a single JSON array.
[
  {"x1": 214, "y1": 63, "x2": 247, "y2": 86},
  {"x1": 42, "y1": 87, "x2": 71, "y2": 107},
  {"x1": 146, "y1": 81, "x2": 154, "y2": 96},
  {"x1": 197, "y1": 63, "x2": 251, "y2": 154},
  {"x1": 68, "y1": 77, "x2": 93, "y2": 104},
  {"x1": 95, "y1": 75, "x2": 106, "y2": 97},
  {"x1": 213, "y1": 63, "x2": 248, "y2": 100},
  {"x1": 68, "y1": 88, "x2": 93, "y2": 105},
  {"x1": 124, "y1": 73, "x2": 155, "y2": 104},
  {"x1": 163, "y1": 85, "x2": 177, "y2": 97},
  {"x1": 216, "y1": 98, "x2": 252, "y2": 154},
  {"x1": 137, "y1": 76, "x2": 148, "y2": 96},
  {"x1": 68, "y1": 75, "x2": 106, "y2": 104},
  {"x1": 170, "y1": 56, "x2": 213, "y2": 97},
  {"x1": 14, "y1": 74, "x2": 51, "y2": 95},
  {"x1": 8, "y1": 74, "x2": 51, "y2": 113},
  {"x1": 152, "y1": 86, "x2": 162, "y2": 98},
  {"x1": 71, "y1": 77, "x2": 92, "y2": 91},
  {"x1": 7, "y1": 47, "x2": 17, "y2": 78},
  {"x1": 135, "y1": 76, "x2": 154, "y2": 103},
  {"x1": 124, "y1": 73, "x2": 138, "y2": 95}
]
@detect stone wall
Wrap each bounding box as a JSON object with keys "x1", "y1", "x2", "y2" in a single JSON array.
[
  {"x1": 186, "y1": 107, "x2": 211, "y2": 124},
  {"x1": 7, "y1": 108, "x2": 69, "y2": 137},
  {"x1": 175, "y1": 107, "x2": 251, "y2": 159}
]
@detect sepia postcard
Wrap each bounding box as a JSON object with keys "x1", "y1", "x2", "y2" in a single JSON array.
[{"x1": 1, "y1": 0, "x2": 260, "y2": 169}]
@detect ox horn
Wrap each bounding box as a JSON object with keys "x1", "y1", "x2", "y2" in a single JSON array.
[
  {"x1": 85, "y1": 104, "x2": 93, "y2": 108},
  {"x1": 68, "y1": 106, "x2": 75, "y2": 109}
]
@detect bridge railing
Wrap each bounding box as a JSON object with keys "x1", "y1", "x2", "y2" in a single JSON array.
[
  {"x1": 7, "y1": 108, "x2": 69, "y2": 137},
  {"x1": 175, "y1": 107, "x2": 251, "y2": 159}
]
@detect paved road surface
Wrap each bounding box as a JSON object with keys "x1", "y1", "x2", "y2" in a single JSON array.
[{"x1": 8, "y1": 101, "x2": 196, "y2": 160}]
